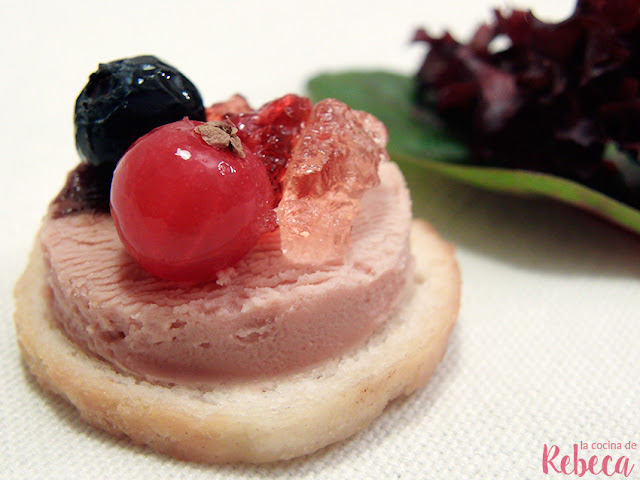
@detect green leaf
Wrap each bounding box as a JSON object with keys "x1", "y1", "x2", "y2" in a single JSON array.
[{"x1": 307, "y1": 70, "x2": 640, "y2": 235}]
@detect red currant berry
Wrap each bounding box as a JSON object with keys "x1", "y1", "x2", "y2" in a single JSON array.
[{"x1": 110, "y1": 118, "x2": 275, "y2": 282}]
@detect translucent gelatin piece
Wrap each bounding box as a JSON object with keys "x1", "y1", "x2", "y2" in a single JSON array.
[{"x1": 276, "y1": 99, "x2": 389, "y2": 264}]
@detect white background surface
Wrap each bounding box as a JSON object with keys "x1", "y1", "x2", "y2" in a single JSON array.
[{"x1": 2, "y1": 1, "x2": 640, "y2": 479}]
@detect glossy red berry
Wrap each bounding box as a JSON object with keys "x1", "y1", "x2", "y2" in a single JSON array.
[{"x1": 110, "y1": 118, "x2": 275, "y2": 282}]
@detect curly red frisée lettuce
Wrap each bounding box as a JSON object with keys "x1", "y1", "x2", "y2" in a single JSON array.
[
  {"x1": 307, "y1": 0, "x2": 640, "y2": 236},
  {"x1": 413, "y1": 0, "x2": 640, "y2": 209}
]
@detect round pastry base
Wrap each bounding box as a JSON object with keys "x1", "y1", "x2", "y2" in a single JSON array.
[{"x1": 14, "y1": 220, "x2": 460, "y2": 464}]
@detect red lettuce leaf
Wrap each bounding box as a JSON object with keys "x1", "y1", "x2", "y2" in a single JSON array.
[{"x1": 413, "y1": 0, "x2": 640, "y2": 208}]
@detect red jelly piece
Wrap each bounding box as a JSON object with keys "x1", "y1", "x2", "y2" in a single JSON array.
[
  {"x1": 110, "y1": 118, "x2": 275, "y2": 282},
  {"x1": 228, "y1": 94, "x2": 312, "y2": 203}
]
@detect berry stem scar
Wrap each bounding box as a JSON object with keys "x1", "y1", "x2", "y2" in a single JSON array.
[{"x1": 195, "y1": 120, "x2": 245, "y2": 158}]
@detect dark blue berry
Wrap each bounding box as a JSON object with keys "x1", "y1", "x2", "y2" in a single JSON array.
[{"x1": 74, "y1": 55, "x2": 206, "y2": 167}]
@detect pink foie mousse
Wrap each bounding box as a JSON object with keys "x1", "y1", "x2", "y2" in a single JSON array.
[{"x1": 40, "y1": 162, "x2": 413, "y2": 385}]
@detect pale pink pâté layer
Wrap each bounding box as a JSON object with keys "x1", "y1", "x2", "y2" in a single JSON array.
[{"x1": 40, "y1": 161, "x2": 413, "y2": 384}]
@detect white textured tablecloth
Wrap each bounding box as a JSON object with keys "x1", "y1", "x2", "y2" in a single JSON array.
[{"x1": 3, "y1": 1, "x2": 639, "y2": 478}]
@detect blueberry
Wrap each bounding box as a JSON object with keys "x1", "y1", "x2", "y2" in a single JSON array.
[{"x1": 74, "y1": 55, "x2": 206, "y2": 167}]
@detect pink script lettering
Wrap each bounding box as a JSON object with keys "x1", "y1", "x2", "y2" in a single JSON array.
[{"x1": 542, "y1": 444, "x2": 635, "y2": 477}]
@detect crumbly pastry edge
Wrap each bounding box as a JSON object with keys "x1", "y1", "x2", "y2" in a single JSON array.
[{"x1": 13, "y1": 219, "x2": 461, "y2": 464}]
